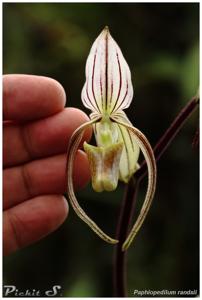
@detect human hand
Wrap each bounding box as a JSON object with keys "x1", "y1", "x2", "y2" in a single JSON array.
[{"x1": 3, "y1": 74, "x2": 91, "y2": 256}]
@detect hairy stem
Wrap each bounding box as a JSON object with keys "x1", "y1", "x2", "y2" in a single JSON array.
[{"x1": 113, "y1": 95, "x2": 199, "y2": 297}]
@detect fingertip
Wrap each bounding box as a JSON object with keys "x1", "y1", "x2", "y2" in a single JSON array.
[
  {"x1": 3, "y1": 75, "x2": 66, "y2": 121},
  {"x1": 67, "y1": 107, "x2": 89, "y2": 122},
  {"x1": 67, "y1": 107, "x2": 92, "y2": 143},
  {"x1": 45, "y1": 77, "x2": 66, "y2": 108},
  {"x1": 57, "y1": 195, "x2": 69, "y2": 224},
  {"x1": 3, "y1": 194, "x2": 69, "y2": 256}
]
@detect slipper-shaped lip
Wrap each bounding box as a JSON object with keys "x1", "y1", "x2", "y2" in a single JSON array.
[{"x1": 66, "y1": 27, "x2": 157, "y2": 250}]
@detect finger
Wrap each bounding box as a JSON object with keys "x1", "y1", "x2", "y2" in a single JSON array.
[
  {"x1": 3, "y1": 150, "x2": 90, "y2": 210},
  {"x1": 3, "y1": 107, "x2": 92, "y2": 168},
  {"x1": 3, "y1": 74, "x2": 66, "y2": 121},
  {"x1": 3, "y1": 195, "x2": 68, "y2": 256}
]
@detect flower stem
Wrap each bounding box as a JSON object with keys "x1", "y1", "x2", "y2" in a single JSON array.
[
  {"x1": 113, "y1": 95, "x2": 199, "y2": 297},
  {"x1": 113, "y1": 177, "x2": 139, "y2": 296},
  {"x1": 137, "y1": 95, "x2": 199, "y2": 179}
]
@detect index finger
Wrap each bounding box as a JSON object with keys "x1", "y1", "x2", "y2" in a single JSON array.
[{"x1": 3, "y1": 74, "x2": 66, "y2": 121}]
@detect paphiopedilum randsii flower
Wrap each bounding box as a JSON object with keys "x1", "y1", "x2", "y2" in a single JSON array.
[{"x1": 66, "y1": 27, "x2": 157, "y2": 251}]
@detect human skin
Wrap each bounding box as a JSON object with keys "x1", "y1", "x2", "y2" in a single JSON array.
[{"x1": 3, "y1": 74, "x2": 91, "y2": 256}]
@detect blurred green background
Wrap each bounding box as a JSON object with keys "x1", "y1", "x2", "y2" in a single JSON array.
[{"x1": 3, "y1": 3, "x2": 199, "y2": 297}]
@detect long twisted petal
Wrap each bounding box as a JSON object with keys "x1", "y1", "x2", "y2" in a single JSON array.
[
  {"x1": 111, "y1": 115, "x2": 157, "y2": 251},
  {"x1": 66, "y1": 117, "x2": 118, "y2": 245}
]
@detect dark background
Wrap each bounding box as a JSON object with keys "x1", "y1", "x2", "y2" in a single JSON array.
[{"x1": 3, "y1": 3, "x2": 199, "y2": 297}]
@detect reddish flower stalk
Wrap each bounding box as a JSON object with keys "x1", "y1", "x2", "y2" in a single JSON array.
[{"x1": 113, "y1": 95, "x2": 199, "y2": 297}]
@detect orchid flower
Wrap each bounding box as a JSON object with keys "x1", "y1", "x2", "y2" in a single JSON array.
[{"x1": 66, "y1": 27, "x2": 157, "y2": 251}]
